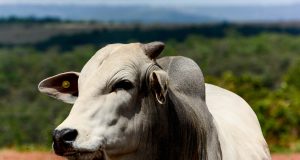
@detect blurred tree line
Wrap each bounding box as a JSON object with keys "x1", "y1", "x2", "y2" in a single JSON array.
[
  {"x1": 0, "y1": 16, "x2": 64, "y2": 24},
  {"x1": 0, "y1": 24, "x2": 299, "y2": 152},
  {"x1": 32, "y1": 23, "x2": 300, "y2": 51}
]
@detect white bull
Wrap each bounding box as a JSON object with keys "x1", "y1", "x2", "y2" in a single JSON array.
[{"x1": 38, "y1": 42, "x2": 271, "y2": 160}]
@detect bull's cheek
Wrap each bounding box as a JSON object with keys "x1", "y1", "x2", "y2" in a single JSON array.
[
  {"x1": 105, "y1": 137, "x2": 138, "y2": 156},
  {"x1": 104, "y1": 120, "x2": 139, "y2": 156}
]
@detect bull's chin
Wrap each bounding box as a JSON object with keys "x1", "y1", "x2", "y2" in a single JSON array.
[{"x1": 63, "y1": 150, "x2": 105, "y2": 160}]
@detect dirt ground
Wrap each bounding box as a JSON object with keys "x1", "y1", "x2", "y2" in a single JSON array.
[
  {"x1": 0, "y1": 150, "x2": 299, "y2": 160},
  {"x1": 272, "y1": 153, "x2": 300, "y2": 160},
  {"x1": 0, "y1": 150, "x2": 64, "y2": 160}
]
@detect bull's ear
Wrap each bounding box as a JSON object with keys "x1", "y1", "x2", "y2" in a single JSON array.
[
  {"x1": 143, "y1": 41, "x2": 165, "y2": 59},
  {"x1": 150, "y1": 70, "x2": 168, "y2": 104},
  {"x1": 38, "y1": 71, "x2": 79, "y2": 104}
]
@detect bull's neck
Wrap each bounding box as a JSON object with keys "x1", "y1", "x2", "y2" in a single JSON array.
[{"x1": 138, "y1": 92, "x2": 222, "y2": 160}]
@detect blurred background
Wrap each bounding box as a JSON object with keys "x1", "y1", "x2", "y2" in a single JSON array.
[{"x1": 0, "y1": 0, "x2": 299, "y2": 156}]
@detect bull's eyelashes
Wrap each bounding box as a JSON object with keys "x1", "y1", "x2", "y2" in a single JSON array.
[{"x1": 111, "y1": 80, "x2": 134, "y2": 92}]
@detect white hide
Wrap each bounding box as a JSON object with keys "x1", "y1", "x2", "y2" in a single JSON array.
[{"x1": 205, "y1": 84, "x2": 271, "y2": 160}]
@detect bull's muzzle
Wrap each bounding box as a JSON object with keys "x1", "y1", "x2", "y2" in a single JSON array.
[{"x1": 52, "y1": 128, "x2": 78, "y2": 156}]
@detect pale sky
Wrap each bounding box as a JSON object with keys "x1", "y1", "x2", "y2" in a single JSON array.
[{"x1": 1, "y1": 0, "x2": 300, "y2": 6}]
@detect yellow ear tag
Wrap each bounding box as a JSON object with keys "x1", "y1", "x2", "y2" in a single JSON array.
[{"x1": 62, "y1": 80, "x2": 71, "y2": 89}]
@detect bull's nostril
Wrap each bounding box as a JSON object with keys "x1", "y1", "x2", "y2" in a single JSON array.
[
  {"x1": 52, "y1": 129, "x2": 78, "y2": 156},
  {"x1": 53, "y1": 128, "x2": 78, "y2": 144},
  {"x1": 61, "y1": 129, "x2": 78, "y2": 142}
]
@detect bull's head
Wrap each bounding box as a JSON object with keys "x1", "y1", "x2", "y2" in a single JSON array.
[{"x1": 38, "y1": 42, "x2": 168, "y2": 160}]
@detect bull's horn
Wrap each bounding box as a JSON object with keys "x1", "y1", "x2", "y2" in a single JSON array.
[{"x1": 143, "y1": 41, "x2": 165, "y2": 59}]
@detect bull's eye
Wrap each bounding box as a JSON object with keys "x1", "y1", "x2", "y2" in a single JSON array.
[{"x1": 112, "y1": 80, "x2": 134, "y2": 92}]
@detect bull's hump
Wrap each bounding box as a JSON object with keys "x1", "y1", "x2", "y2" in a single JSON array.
[{"x1": 158, "y1": 56, "x2": 206, "y2": 101}]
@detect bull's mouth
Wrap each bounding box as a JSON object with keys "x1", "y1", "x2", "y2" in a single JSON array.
[{"x1": 63, "y1": 150, "x2": 105, "y2": 160}]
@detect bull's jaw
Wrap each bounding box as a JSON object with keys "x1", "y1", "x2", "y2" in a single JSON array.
[
  {"x1": 65, "y1": 150, "x2": 138, "y2": 160},
  {"x1": 64, "y1": 150, "x2": 108, "y2": 160}
]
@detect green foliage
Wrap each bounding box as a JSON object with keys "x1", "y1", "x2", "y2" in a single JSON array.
[
  {"x1": 206, "y1": 71, "x2": 300, "y2": 152},
  {"x1": 0, "y1": 45, "x2": 96, "y2": 148},
  {"x1": 0, "y1": 31, "x2": 299, "y2": 153},
  {"x1": 164, "y1": 33, "x2": 300, "y2": 152}
]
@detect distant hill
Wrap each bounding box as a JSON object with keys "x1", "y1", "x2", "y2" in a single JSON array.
[
  {"x1": 0, "y1": 4, "x2": 300, "y2": 23},
  {"x1": 181, "y1": 5, "x2": 300, "y2": 22},
  {"x1": 0, "y1": 5, "x2": 216, "y2": 24}
]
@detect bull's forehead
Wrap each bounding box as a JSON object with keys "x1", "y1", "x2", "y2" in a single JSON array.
[{"x1": 78, "y1": 43, "x2": 149, "y2": 93}]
